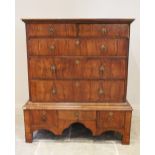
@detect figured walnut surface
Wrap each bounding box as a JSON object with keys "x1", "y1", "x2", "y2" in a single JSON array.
[
  {"x1": 28, "y1": 39, "x2": 128, "y2": 56},
  {"x1": 23, "y1": 19, "x2": 134, "y2": 144}
]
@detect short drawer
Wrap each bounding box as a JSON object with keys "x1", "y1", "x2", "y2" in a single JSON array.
[
  {"x1": 58, "y1": 111, "x2": 96, "y2": 121},
  {"x1": 30, "y1": 80, "x2": 125, "y2": 102},
  {"x1": 28, "y1": 38, "x2": 128, "y2": 56},
  {"x1": 29, "y1": 57, "x2": 127, "y2": 79},
  {"x1": 31, "y1": 110, "x2": 58, "y2": 126},
  {"x1": 97, "y1": 111, "x2": 125, "y2": 129},
  {"x1": 79, "y1": 24, "x2": 129, "y2": 38},
  {"x1": 27, "y1": 24, "x2": 77, "y2": 37}
]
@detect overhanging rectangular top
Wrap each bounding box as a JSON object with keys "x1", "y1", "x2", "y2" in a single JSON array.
[{"x1": 22, "y1": 18, "x2": 134, "y2": 24}]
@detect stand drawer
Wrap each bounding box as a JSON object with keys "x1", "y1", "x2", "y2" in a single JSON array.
[
  {"x1": 58, "y1": 111, "x2": 96, "y2": 121},
  {"x1": 31, "y1": 110, "x2": 58, "y2": 126},
  {"x1": 97, "y1": 111, "x2": 125, "y2": 129}
]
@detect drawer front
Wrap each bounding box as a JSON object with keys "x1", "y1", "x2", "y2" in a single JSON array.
[
  {"x1": 30, "y1": 80, "x2": 125, "y2": 102},
  {"x1": 79, "y1": 24, "x2": 129, "y2": 38},
  {"x1": 97, "y1": 111, "x2": 125, "y2": 129},
  {"x1": 29, "y1": 57, "x2": 126, "y2": 79},
  {"x1": 58, "y1": 111, "x2": 96, "y2": 121},
  {"x1": 79, "y1": 111, "x2": 96, "y2": 120},
  {"x1": 28, "y1": 38, "x2": 128, "y2": 56},
  {"x1": 31, "y1": 110, "x2": 57, "y2": 126},
  {"x1": 27, "y1": 24, "x2": 77, "y2": 37}
]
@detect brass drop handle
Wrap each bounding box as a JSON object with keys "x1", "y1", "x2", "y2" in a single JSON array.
[
  {"x1": 101, "y1": 27, "x2": 107, "y2": 34},
  {"x1": 108, "y1": 112, "x2": 114, "y2": 121},
  {"x1": 75, "y1": 59, "x2": 80, "y2": 64},
  {"x1": 98, "y1": 88, "x2": 104, "y2": 95},
  {"x1": 49, "y1": 26, "x2": 54, "y2": 33},
  {"x1": 51, "y1": 88, "x2": 57, "y2": 95},
  {"x1": 99, "y1": 65, "x2": 105, "y2": 73},
  {"x1": 41, "y1": 111, "x2": 47, "y2": 122},
  {"x1": 75, "y1": 81, "x2": 80, "y2": 87},
  {"x1": 51, "y1": 64, "x2": 56, "y2": 72},
  {"x1": 75, "y1": 40, "x2": 80, "y2": 45},
  {"x1": 74, "y1": 111, "x2": 79, "y2": 118},
  {"x1": 49, "y1": 45, "x2": 55, "y2": 51},
  {"x1": 100, "y1": 44, "x2": 106, "y2": 51},
  {"x1": 41, "y1": 115, "x2": 47, "y2": 122},
  {"x1": 109, "y1": 112, "x2": 113, "y2": 117}
]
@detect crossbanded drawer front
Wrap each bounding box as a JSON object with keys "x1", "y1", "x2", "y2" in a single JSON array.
[
  {"x1": 58, "y1": 111, "x2": 96, "y2": 121},
  {"x1": 31, "y1": 110, "x2": 58, "y2": 126},
  {"x1": 97, "y1": 111, "x2": 125, "y2": 129},
  {"x1": 29, "y1": 57, "x2": 126, "y2": 79},
  {"x1": 79, "y1": 24, "x2": 129, "y2": 38},
  {"x1": 28, "y1": 38, "x2": 128, "y2": 56},
  {"x1": 27, "y1": 24, "x2": 77, "y2": 37},
  {"x1": 30, "y1": 80, "x2": 125, "y2": 102}
]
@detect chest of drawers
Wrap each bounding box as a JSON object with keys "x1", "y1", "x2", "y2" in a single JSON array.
[{"x1": 22, "y1": 19, "x2": 134, "y2": 144}]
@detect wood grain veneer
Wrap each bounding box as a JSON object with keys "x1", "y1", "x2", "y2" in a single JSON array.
[{"x1": 23, "y1": 19, "x2": 134, "y2": 144}]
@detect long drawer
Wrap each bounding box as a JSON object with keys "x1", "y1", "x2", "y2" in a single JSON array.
[
  {"x1": 29, "y1": 57, "x2": 127, "y2": 79},
  {"x1": 28, "y1": 38, "x2": 128, "y2": 56},
  {"x1": 30, "y1": 80, "x2": 125, "y2": 102}
]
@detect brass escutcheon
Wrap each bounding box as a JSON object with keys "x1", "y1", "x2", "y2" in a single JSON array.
[
  {"x1": 75, "y1": 40, "x2": 80, "y2": 45},
  {"x1": 98, "y1": 88, "x2": 104, "y2": 95},
  {"x1": 51, "y1": 64, "x2": 56, "y2": 71},
  {"x1": 75, "y1": 81, "x2": 80, "y2": 87},
  {"x1": 75, "y1": 59, "x2": 80, "y2": 64},
  {"x1": 99, "y1": 65, "x2": 105, "y2": 72},
  {"x1": 49, "y1": 26, "x2": 54, "y2": 33},
  {"x1": 100, "y1": 44, "x2": 106, "y2": 51},
  {"x1": 74, "y1": 111, "x2": 79, "y2": 118},
  {"x1": 101, "y1": 27, "x2": 107, "y2": 34},
  {"x1": 109, "y1": 112, "x2": 113, "y2": 117},
  {"x1": 41, "y1": 115, "x2": 47, "y2": 122},
  {"x1": 51, "y1": 88, "x2": 57, "y2": 95},
  {"x1": 49, "y1": 45, "x2": 55, "y2": 51}
]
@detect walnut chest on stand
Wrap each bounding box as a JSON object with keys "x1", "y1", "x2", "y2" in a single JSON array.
[{"x1": 22, "y1": 19, "x2": 134, "y2": 144}]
